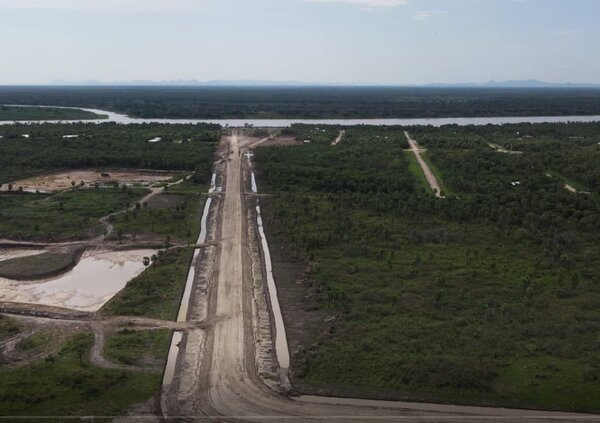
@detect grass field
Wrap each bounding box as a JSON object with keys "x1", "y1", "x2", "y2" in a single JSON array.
[
  {"x1": 0, "y1": 332, "x2": 160, "y2": 417},
  {"x1": 0, "y1": 316, "x2": 20, "y2": 342},
  {"x1": 405, "y1": 152, "x2": 431, "y2": 193},
  {"x1": 0, "y1": 188, "x2": 147, "y2": 241},
  {"x1": 111, "y1": 182, "x2": 206, "y2": 243},
  {"x1": 105, "y1": 329, "x2": 172, "y2": 370},
  {"x1": 101, "y1": 247, "x2": 194, "y2": 321}
]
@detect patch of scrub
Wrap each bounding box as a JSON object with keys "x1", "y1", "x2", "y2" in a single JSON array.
[{"x1": 0, "y1": 249, "x2": 157, "y2": 312}]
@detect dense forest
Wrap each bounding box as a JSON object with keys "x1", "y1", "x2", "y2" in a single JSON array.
[
  {"x1": 0, "y1": 106, "x2": 106, "y2": 121},
  {"x1": 0, "y1": 123, "x2": 220, "y2": 183},
  {"x1": 255, "y1": 123, "x2": 600, "y2": 412},
  {"x1": 2, "y1": 86, "x2": 600, "y2": 119}
]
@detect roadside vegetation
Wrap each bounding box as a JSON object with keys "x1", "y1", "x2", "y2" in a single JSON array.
[
  {"x1": 105, "y1": 329, "x2": 171, "y2": 370},
  {"x1": 0, "y1": 332, "x2": 160, "y2": 417},
  {"x1": 0, "y1": 105, "x2": 106, "y2": 121},
  {"x1": 0, "y1": 187, "x2": 147, "y2": 241},
  {"x1": 111, "y1": 182, "x2": 206, "y2": 243},
  {"x1": 0, "y1": 316, "x2": 20, "y2": 342},
  {"x1": 101, "y1": 247, "x2": 194, "y2": 321},
  {"x1": 255, "y1": 123, "x2": 600, "y2": 412}
]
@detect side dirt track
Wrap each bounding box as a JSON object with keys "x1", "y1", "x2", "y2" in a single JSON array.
[
  {"x1": 161, "y1": 130, "x2": 596, "y2": 422},
  {"x1": 405, "y1": 131, "x2": 444, "y2": 198}
]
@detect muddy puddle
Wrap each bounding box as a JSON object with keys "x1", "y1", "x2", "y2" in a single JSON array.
[
  {"x1": 162, "y1": 331, "x2": 183, "y2": 387},
  {"x1": 0, "y1": 249, "x2": 156, "y2": 311},
  {"x1": 164, "y1": 173, "x2": 216, "y2": 391},
  {"x1": 248, "y1": 157, "x2": 290, "y2": 371},
  {"x1": 175, "y1": 173, "x2": 216, "y2": 323}
]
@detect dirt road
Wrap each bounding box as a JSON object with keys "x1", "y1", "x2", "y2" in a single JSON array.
[
  {"x1": 405, "y1": 131, "x2": 444, "y2": 198},
  {"x1": 488, "y1": 142, "x2": 523, "y2": 154},
  {"x1": 332, "y1": 130, "x2": 345, "y2": 146},
  {"x1": 160, "y1": 130, "x2": 597, "y2": 422}
]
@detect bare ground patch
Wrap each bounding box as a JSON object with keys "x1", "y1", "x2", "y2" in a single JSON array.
[{"x1": 2, "y1": 169, "x2": 178, "y2": 193}]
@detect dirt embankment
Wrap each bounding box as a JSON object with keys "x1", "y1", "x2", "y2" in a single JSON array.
[
  {"x1": 0, "y1": 245, "x2": 86, "y2": 280},
  {"x1": 256, "y1": 196, "x2": 332, "y2": 383},
  {"x1": 0, "y1": 302, "x2": 92, "y2": 320}
]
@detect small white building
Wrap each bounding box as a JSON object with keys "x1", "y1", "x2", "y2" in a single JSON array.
[{"x1": 148, "y1": 137, "x2": 162, "y2": 143}]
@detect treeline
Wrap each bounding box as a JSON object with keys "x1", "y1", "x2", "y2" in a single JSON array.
[
  {"x1": 254, "y1": 123, "x2": 600, "y2": 410},
  {"x1": 3, "y1": 86, "x2": 600, "y2": 118},
  {"x1": 0, "y1": 106, "x2": 105, "y2": 121},
  {"x1": 0, "y1": 123, "x2": 221, "y2": 183},
  {"x1": 259, "y1": 126, "x2": 414, "y2": 196}
]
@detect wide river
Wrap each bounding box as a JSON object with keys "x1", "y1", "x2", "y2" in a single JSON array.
[{"x1": 2, "y1": 105, "x2": 600, "y2": 127}]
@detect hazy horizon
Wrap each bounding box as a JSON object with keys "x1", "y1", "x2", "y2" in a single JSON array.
[{"x1": 0, "y1": 0, "x2": 598, "y2": 85}]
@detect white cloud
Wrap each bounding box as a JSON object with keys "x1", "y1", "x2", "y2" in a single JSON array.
[
  {"x1": 411, "y1": 9, "x2": 444, "y2": 21},
  {"x1": 305, "y1": 0, "x2": 409, "y2": 9}
]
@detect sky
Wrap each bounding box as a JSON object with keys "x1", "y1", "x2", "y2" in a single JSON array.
[{"x1": 0, "y1": 0, "x2": 598, "y2": 85}]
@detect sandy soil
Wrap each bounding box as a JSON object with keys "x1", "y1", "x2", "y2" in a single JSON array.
[
  {"x1": 158, "y1": 130, "x2": 595, "y2": 421},
  {"x1": 564, "y1": 183, "x2": 578, "y2": 193},
  {"x1": 2, "y1": 169, "x2": 177, "y2": 193},
  {"x1": 488, "y1": 142, "x2": 523, "y2": 154},
  {"x1": 405, "y1": 131, "x2": 445, "y2": 198},
  {"x1": 332, "y1": 130, "x2": 346, "y2": 146},
  {"x1": 249, "y1": 134, "x2": 300, "y2": 148}
]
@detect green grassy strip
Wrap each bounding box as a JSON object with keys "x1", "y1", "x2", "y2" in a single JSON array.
[
  {"x1": 420, "y1": 151, "x2": 452, "y2": 196},
  {"x1": 405, "y1": 151, "x2": 431, "y2": 193},
  {"x1": 546, "y1": 170, "x2": 589, "y2": 192},
  {"x1": 105, "y1": 329, "x2": 172, "y2": 369}
]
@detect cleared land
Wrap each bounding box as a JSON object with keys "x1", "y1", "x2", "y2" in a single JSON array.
[
  {"x1": 0, "y1": 122, "x2": 217, "y2": 418},
  {"x1": 2, "y1": 169, "x2": 178, "y2": 193}
]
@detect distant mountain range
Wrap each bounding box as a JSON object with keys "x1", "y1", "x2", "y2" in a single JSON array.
[
  {"x1": 426, "y1": 80, "x2": 600, "y2": 88},
  {"x1": 46, "y1": 79, "x2": 600, "y2": 88}
]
